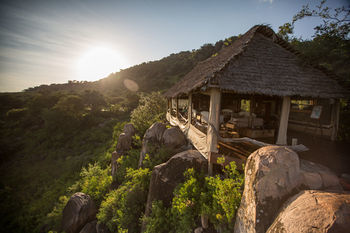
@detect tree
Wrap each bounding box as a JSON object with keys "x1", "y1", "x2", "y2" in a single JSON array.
[
  {"x1": 82, "y1": 90, "x2": 107, "y2": 113},
  {"x1": 53, "y1": 95, "x2": 84, "y2": 118},
  {"x1": 278, "y1": 0, "x2": 350, "y2": 40},
  {"x1": 278, "y1": 0, "x2": 350, "y2": 87},
  {"x1": 130, "y1": 92, "x2": 167, "y2": 135},
  {"x1": 27, "y1": 92, "x2": 60, "y2": 115}
]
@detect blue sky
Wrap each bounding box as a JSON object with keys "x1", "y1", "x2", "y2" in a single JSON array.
[{"x1": 0, "y1": 0, "x2": 348, "y2": 92}]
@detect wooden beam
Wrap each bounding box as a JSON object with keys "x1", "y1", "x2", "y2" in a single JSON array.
[
  {"x1": 218, "y1": 142, "x2": 247, "y2": 160},
  {"x1": 220, "y1": 136, "x2": 308, "y2": 152},
  {"x1": 331, "y1": 99, "x2": 340, "y2": 141},
  {"x1": 276, "y1": 96, "x2": 291, "y2": 145},
  {"x1": 207, "y1": 88, "x2": 221, "y2": 175}
]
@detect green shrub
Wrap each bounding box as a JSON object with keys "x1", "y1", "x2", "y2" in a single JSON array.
[
  {"x1": 45, "y1": 195, "x2": 69, "y2": 230},
  {"x1": 112, "y1": 132, "x2": 142, "y2": 185},
  {"x1": 53, "y1": 95, "x2": 84, "y2": 118},
  {"x1": 6, "y1": 108, "x2": 28, "y2": 121},
  {"x1": 142, "y1": 144, "x2": 173, "y2": 170},
  {"x1": 131, "y1": 92, "x2": 166, "y2": 135},
  {"x1": 143, "y1": 201, "x2": 172, "y2": 233},
  {"x1": 201, "y1": 161, "x2": 244, "y2": 232},
  {"x1": 171, "y1": 168, "x2": 203, "y2": 233},
  {"x1": 79, "y1": 163, "x2": 112, "y2": 204},
  {"x1": 144, "y1": 161, "x2": 244, "y2": 233},
  {"x1": 114, "y1": 147, "x2": 140, "y2": 184},
  {"x1": 97, "y1": 168, "x2": 151, "y2": 233}
]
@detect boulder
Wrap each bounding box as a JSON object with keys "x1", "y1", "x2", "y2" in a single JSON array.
[
  {"x1": 116, "y1": 133, "x2": 132, "y2": 153},
  {"x1": 79, "y1": 220, "x2": 97, "y2": 233},
  {"x1": 144, "y1": 150, "x2": 207, "y2": 216},
  {"x1": 234, "y1": 146, "x2": 301, "y2": 233},
  {"x1": 139, "y1": 122, "x2": 167, "y2": 166},
  {"x1": 123, "y1": 123, "x2": 135, "y2": 137},
  {"x1": 267, "y1": 190, "x2": 350, "y2": 233},
  {"x1": 234, "y1": 146, "x2": 344, "y2": 233},
  {"x1": 161, "y1": 127, "x2": 187, "y2": 149},
  {"x1": 144, "y1": 122, "x2": 167, "y2": 143},
  {"x1": 112, "y1": 123, "x2": 136, "y2": 178},
  {"x1": 115, "y1": 123, "x2": 136, "y2": 154},
  {"x1": 62, "y1": 192, "x2": 97, "y2": 233},
  {"x1": 300, "y1": 159, "x2": 342, "y2": 191}
]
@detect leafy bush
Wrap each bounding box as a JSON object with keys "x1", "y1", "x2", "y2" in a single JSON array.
[
  {"x1": 171, "y1": 168, "x2": 203, "y2": 233},
  {"x1": 201, "y1": 160, "x2": 244, "y2": 232},
  {"x1": 53, "y1": 95, "x2": 85, "y2": 119},
  {"x1": 142, "y1": 144, "x2": 174, "y2": 170},
  {"x1": 97, "y1": 168, "x2": 151, "y2": 233},
  {"x1": 131, "y1": 92, "x2": 167, "y2": 135},
  {"x1": 113, "y1": 134, "x2": 142, "y2": 184},
  {"x1": 114, "y1": 148, "x2": 140, "y2": 184},
  {"x1": 143, "y1": 201, "x2": 172, "y2": 233},
  {"x1": 79, "y1": 163, "x2": 112, "y2": 205},
  {"x1": 82, "y1": 90, "x2": 107, "y2": 113},
  {"x1": 45, "y1": 195, "x2": 69, "y2": 231},
  {"x1": 144, "y1": 161, "x2": 244, "y2": 233},
  {"x1": 111, "y1": 121, "x2": 128, "y2": 147},
  {"x1": 6, "y1": 108, "x2": 28, "y2": 121},
  {"x1": 42, "y1": 108, "x2": 81, "y2": 133}
]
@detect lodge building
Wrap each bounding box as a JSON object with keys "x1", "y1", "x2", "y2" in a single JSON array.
[{"x1": 164, "y1": 25, "x2": 347, "y2": 173}]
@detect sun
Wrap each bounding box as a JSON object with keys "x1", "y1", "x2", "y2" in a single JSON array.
[{"x1": 77, "y1": 46, "x2": 122, "y2": 81}]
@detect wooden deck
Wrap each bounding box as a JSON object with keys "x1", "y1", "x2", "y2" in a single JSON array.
[
  {"x1": 288, "y1": 130, "x2": 350, "y2": 175},
  {"x1": 167, "y1": 112, "x2": 349, "y2": 175},
  {"x1": 218, "y1": 130, "x2": 350, "y2": 175}
]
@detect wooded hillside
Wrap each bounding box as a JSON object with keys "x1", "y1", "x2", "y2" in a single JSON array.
[{"x1": 0, "y1": 12, "x2": 349, "y2": 231}]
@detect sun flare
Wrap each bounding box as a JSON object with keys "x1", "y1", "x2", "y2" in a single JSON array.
[{"x1": 77, "y1": 46, "x2": 122, "y2": 81}]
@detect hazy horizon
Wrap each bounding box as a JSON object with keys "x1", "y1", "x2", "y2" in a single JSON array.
[{"x1": 0, "y1": 0, "x2": 348, "y2": 92}]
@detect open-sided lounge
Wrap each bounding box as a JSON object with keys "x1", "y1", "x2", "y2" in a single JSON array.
[{"x1": 164, "y1": 25, "x2": 348, "y2": 173}]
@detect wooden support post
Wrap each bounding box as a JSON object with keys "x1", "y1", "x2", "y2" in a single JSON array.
[
  {"x1": 171, "y1": 98, "x2": 175, "y2": 116},
  {"x1": 188, "y1": 93, "x2": 192, "y2": 124},
  {"x1": 276, "y1": 96, "x2": 291, "y2": 145},
  {"x1": 250, "y1": 96, "x2": 255, "y2": 128},
  {"x1": 176, "y1": 97, "x2": 179, "y2": 119},
  {"x1": 331, "y1": 99, "x2": 340, "y2": 141},
  {"x1": 207, "y1": 88, "x2": 221, "y2": 175},
  {"x1": 250, "y1": 95, "x2": 255, "y2": 114}
]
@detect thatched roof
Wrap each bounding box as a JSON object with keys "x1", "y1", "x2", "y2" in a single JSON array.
[{"x1": 165, "y1": 25, "x2": 347, "y2": 99}]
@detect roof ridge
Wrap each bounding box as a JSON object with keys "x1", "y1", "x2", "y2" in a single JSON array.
[{"x1": 209, "y1": 26, "x2": 260, "y2": 84}]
